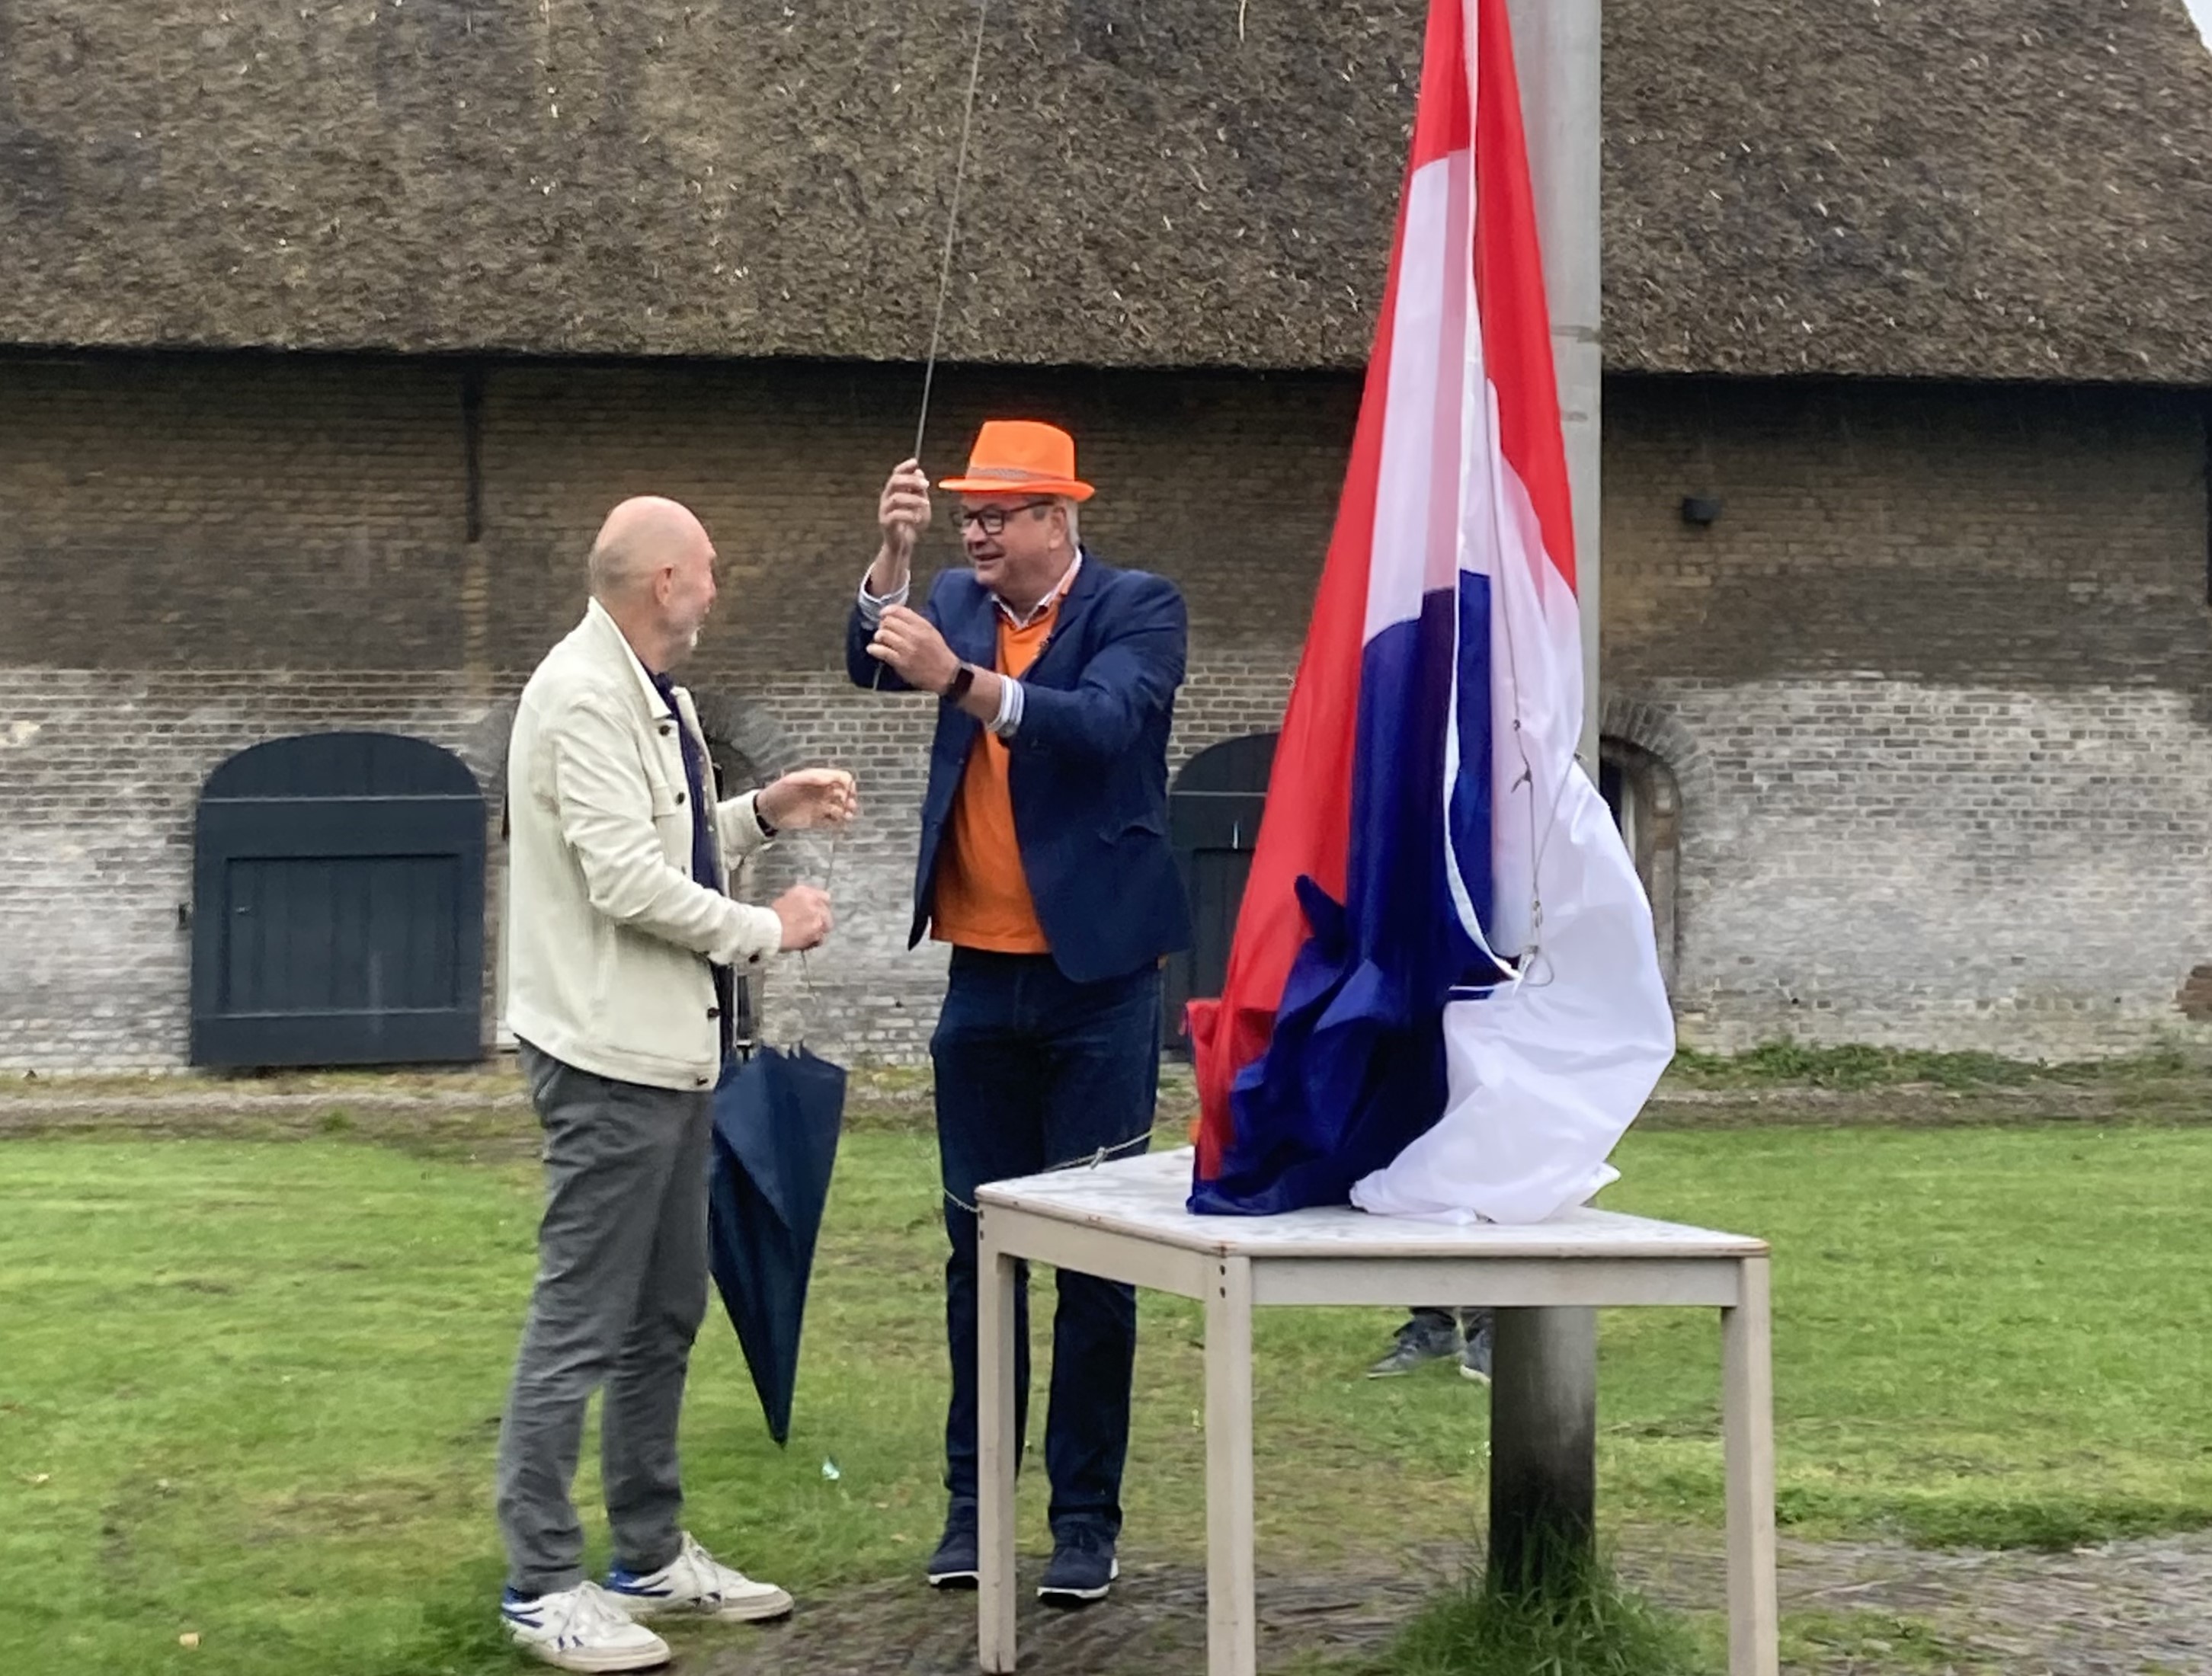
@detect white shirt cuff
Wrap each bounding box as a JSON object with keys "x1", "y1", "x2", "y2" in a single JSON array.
[
  {"x1": 857, "y1": 572, "x2": 910, "y2": 625},
  {"x1": 986, "y1": 676, "x2": 1023, "y2": 737}
]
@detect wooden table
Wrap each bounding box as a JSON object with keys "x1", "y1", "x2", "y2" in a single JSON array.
[{"x1": 973, "y1": 1147, "x2": 1775, "y2": 1676}]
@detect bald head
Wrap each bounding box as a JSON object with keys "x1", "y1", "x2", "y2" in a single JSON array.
[
  {"x1": 589, "y1": 496, "x2": 712, "y2": 603},
  {"x1": 588, "y1": 496, "x2": 720, "y2": 671}
]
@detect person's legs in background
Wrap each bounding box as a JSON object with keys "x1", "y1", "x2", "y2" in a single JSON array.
[
  {"x1": 1455, "y1": 1308, "x2": 1493, "y2": 1384},
  {"x1": 1365, "y1": 1306, "x2": 1465, "y2": 1378}
]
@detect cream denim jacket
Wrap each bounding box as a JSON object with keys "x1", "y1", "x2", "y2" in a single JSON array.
[{"x1": 503, "y1": 600, "x2": 782, "y2": 1090}]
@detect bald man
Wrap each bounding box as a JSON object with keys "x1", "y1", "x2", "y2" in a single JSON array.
[{"x1": 496, "y1": 497, "x2": 854, "y2": 1671}]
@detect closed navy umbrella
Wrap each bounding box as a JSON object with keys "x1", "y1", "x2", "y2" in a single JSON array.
[{"x1": 706, "y1": 1044, "x2": 847, "y2": 1446}]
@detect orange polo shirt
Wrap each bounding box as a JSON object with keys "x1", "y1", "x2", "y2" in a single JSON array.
[{"x1": 930, "y1": 597, "x2": 1062, "y2": 954}]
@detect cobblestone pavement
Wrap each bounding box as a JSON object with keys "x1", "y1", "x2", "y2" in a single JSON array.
[{"x1": 683, "y1": 1530, "x2": 2212, "y2": 1674}]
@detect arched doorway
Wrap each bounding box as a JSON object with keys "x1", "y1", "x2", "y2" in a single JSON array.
[
  {"x1": 1163, "y1": 732, "x2": 1278, "y2": 1057},
  {"x1": 1599, "y1": 734, "x2": 1681, "y2": 993}
]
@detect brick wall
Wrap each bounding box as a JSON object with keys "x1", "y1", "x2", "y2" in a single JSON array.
[
  {"x1": 1604, "y1": 379, "x2": 2212, "y2": 1054},
  {"x1": 0, "y1": 352, "x2": 1336, "y2": 1069},
  {"x1": 0, "y1": 357, "x2": 471, "y2": 670},
  {"x1": 3, "y1": 354, "x2": 2207, "y2": 1069},
  {"x1": 0, "y1": 667, "x2": 510, "y2": 1068}
]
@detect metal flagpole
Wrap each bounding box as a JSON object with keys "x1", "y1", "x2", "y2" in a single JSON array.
[{"x1": 1491, "y1": 0, "x2": 1605, "y2": 1595}]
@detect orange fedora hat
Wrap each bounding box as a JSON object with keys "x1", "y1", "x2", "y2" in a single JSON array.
[{"x1": 938, "y1": 419, "x2": 1095, "y2": 502}]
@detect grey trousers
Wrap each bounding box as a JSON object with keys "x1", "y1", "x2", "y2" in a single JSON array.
[{"x1": 495, "y1": 1041, "x2": 713, "y2": 1595}]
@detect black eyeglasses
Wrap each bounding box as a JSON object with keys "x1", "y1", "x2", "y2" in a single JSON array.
[{"x1": 958, "y1": 499, "x2": 1055, "y2": 536}]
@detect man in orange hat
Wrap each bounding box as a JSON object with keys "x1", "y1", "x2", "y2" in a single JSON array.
[{"x1": 847, "y1": 421, "x2": 1191, "y2": 1607}]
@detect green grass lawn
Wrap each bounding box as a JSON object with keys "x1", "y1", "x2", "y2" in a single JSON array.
[{"x1": 4, "y1": 1115, "x2": 2211, "y2": 1675}]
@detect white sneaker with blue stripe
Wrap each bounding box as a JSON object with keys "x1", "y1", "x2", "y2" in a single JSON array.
[
  {"x1": 604, "y1": 1530, "x2": 794, "y2": 1623},
  {"x1": 500, "y1": 1581, "x2": 670, "y2": 1672}
]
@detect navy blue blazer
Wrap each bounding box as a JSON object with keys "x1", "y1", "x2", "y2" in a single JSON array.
[{"x1": 846, "y1": 552, "x2": 1194, "y2": 984}]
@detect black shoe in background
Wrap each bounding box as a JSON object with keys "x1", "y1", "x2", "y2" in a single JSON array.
[{"x1": 1365, "y1": 1310, "x2": 1462, "y2": 1377}]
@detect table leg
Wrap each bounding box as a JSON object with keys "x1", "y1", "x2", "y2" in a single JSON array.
[
  {"x1": 978, "y1": 1214, "x2": 1020, "y2": 1674},
  {"x1": 1203, "y1": 1256, "x2": 1257, "y2": 1676},
  {"x1": 1721, "y1": 1255, "x2": 1778, "y2": 1676}
]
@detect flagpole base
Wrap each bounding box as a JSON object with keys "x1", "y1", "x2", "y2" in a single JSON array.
[{"x1": 1487, "y1": 1305, "x2": 1599, "y2": 1593}]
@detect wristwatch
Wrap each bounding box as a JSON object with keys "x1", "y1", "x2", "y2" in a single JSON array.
[
  {"x1": 941, "y1": 662, "x2": 976, "y2": 704},
  {"x1": 754, "y1": 799, "x2": 778, "y2": 840}
]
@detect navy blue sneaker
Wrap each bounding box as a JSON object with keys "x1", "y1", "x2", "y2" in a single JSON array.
[
  {"x1": 1037, "y1": 1525, "x2": 1118, "y2": 1606},
  {"x1": 926, "y1": 1504, "x2": 980, "y2": 1590}
]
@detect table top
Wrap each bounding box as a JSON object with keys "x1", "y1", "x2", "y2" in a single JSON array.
[{"x1": 975, "y1": 1148, "x2": 1769, "y2": 1261}]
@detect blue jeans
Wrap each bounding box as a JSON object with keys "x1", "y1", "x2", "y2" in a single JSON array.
[{"x1": 933, "y1": 948, "x2": 1161, "y2": 1539}]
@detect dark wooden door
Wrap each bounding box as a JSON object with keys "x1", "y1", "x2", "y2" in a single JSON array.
[
  {"x1": 1163, "y1": 732, "x2": 1277, "y2": 1057},
  {"x1": 190, "y1": 732, "x2": 485, "y2": 1067}
]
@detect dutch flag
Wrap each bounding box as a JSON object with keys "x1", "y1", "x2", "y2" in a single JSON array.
[{"x1": 1186, "y1": 0, "x2": 1675, "y2": 1223}]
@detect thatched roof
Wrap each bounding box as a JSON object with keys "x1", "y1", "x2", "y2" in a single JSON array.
[
  {"x1": 1606, "y1": 0, "x2": 2212, "y2": 382},
  {"x1": 2, "y1": 1, "x2": 2209, "y2": 382}
]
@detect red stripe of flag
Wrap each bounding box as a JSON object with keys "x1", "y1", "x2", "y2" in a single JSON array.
[
  {"x1": 1189, "y1": 0, "x2": 1490, "y2": 1175},
  {"x1": 1471, "y1": 0, "x2": 1577, "y2": 598}
]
